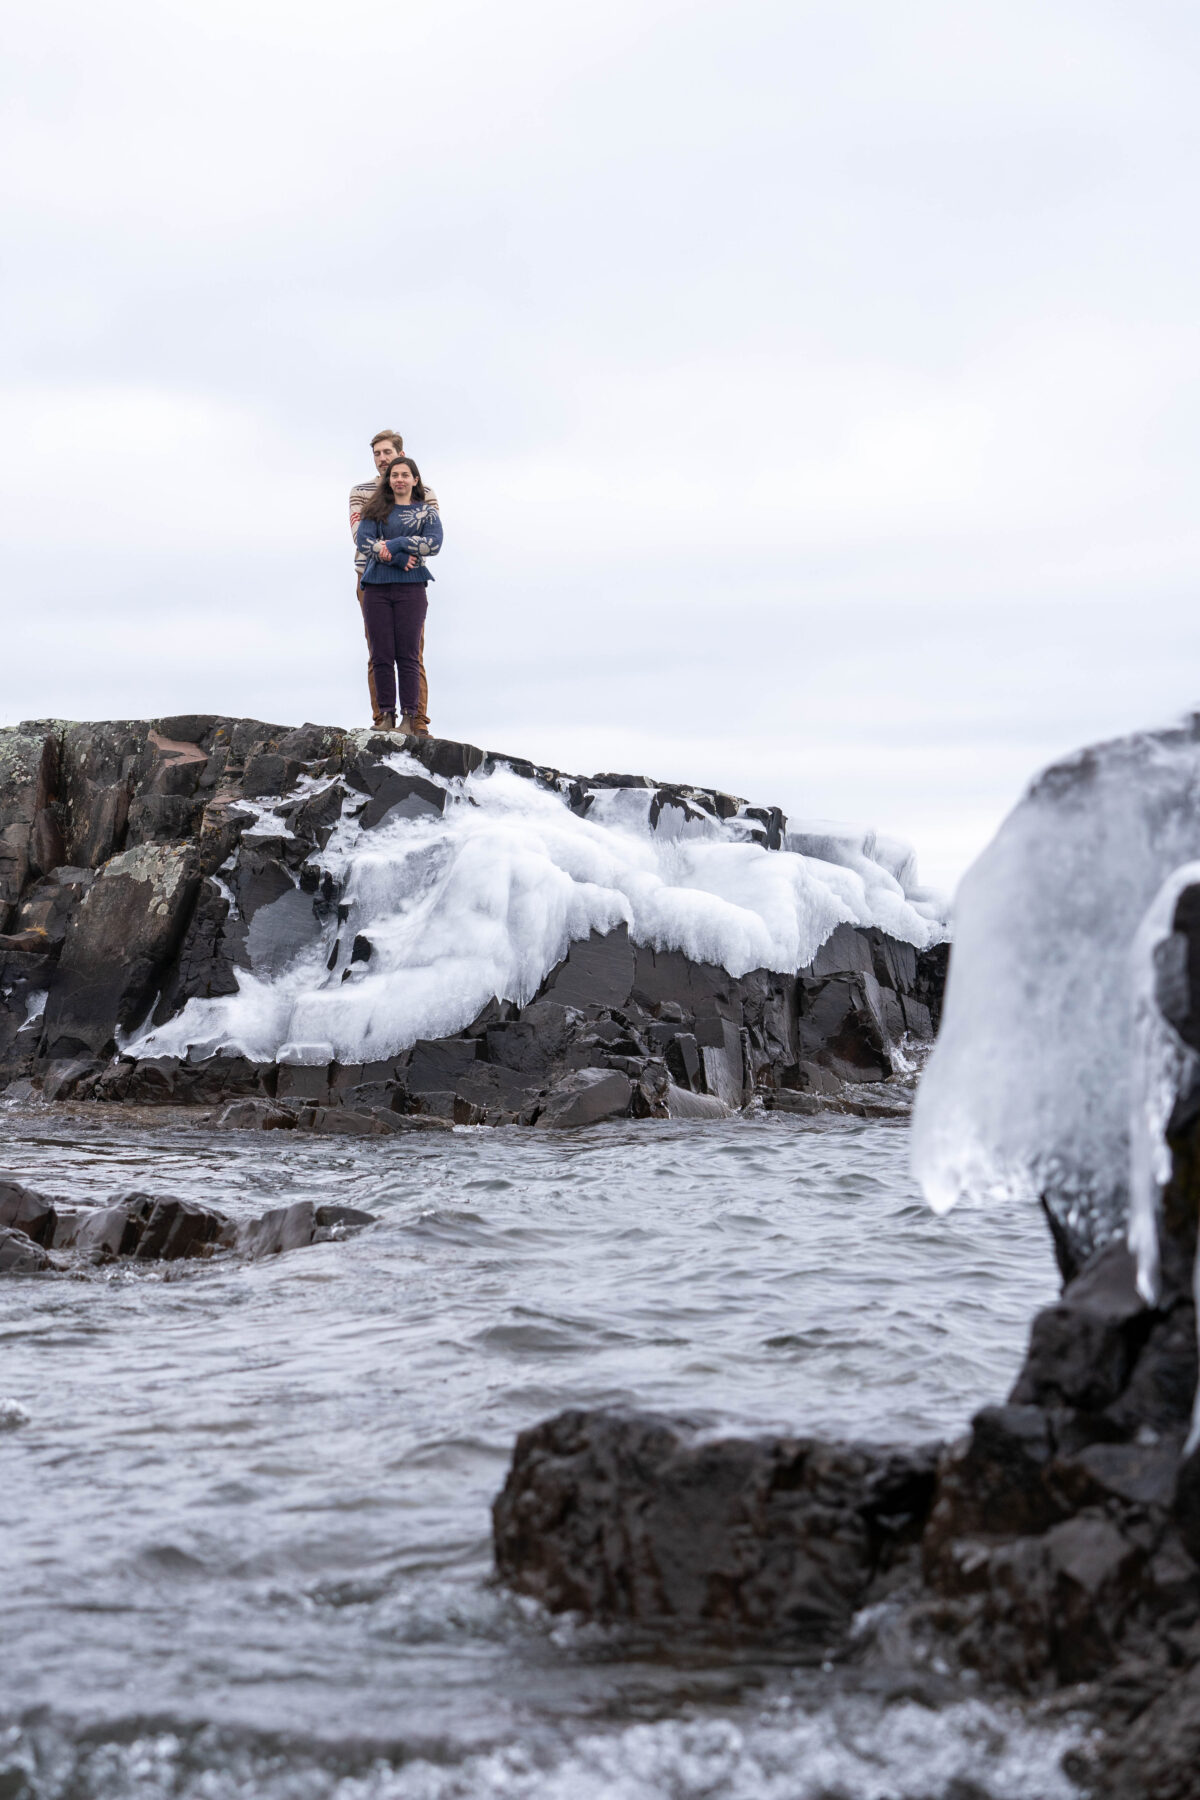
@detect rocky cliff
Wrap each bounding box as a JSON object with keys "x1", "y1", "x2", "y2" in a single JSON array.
[{"x1": 0, "y1": 716, "x2": 946, "y2": 1128}]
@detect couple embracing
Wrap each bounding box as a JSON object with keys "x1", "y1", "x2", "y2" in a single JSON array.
[{"x1": 348, "y1": 429, "x2": 444, "y2": 735}]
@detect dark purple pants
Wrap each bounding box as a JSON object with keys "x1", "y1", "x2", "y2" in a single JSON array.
[{"x1": 361, "y1": 584, "x2": 429, "y2": 717}]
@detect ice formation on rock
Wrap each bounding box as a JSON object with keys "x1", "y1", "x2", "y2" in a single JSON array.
[
  {"x1": 129, "y1": 752, "x2": 945, "y2": 1069},
  {"x1": 913, "y1": 715, "x2": 1200, "y2": 1269}
]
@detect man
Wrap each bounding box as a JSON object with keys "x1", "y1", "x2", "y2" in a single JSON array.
[{"x1": 349, "y1": 430, "x2": 439, "y2": 733}]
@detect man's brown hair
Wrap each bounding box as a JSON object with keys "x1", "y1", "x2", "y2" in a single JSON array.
[{"x1": 370, "y1": 429, "x2": 404, "y2": 452}]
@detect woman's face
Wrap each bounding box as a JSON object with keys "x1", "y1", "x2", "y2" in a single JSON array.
[{"x1": 389, "y1": 462, "x2": 415, "y2": 503}]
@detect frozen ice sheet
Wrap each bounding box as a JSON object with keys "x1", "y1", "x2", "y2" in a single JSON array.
[{"x1": 913, "y1": 715, "x2": 1200, "y2": 1266}]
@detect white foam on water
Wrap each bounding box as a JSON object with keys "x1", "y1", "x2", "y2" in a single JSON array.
[
  {"x1": 371, "y1": 1701, "x2": 1085, "y2": 1800},
  {"x1": 0, "y1": 1699, "x2": 1085, "y2": 1800},
  {"x1": 0, "y1": 1398, "x2": 30, "y2": 1430},
  {"x1": 129, "y1": 758, "x2": 945, "y2": 1068}
]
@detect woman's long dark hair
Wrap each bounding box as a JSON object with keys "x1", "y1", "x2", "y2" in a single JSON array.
[{"x1": 360, "y1": 455, "x2": 426, "y2": 522}]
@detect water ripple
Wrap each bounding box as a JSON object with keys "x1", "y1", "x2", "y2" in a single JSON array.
[{"x1": 0, "y1": 1108, "x2": 1061, "y2": 1784}]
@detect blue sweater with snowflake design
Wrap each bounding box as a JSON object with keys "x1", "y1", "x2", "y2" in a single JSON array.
[{"x1": 356, "y1": 504, "x2": 443, "y2": 585}]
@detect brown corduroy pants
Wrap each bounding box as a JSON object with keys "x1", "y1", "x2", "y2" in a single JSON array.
[{"x1": 357, "y1": 580, "x2": 429, "y2": 732}]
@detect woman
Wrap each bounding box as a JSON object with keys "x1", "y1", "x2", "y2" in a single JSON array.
[{"x1": 354, "y1": 455, "x2": 443, "y2": 733}]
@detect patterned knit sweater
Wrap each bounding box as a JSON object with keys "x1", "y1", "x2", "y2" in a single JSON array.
[
  {"x1": 349, "y1": 477, "x2": 440, "y2": 574},
  {"x1": 356, "y1": 504, "x2": 443, "y2": 584}
]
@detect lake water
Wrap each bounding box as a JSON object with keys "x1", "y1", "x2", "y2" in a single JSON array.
[{"x1": 0, "y1": 1105, "x2": 1088, "y2": 1799}]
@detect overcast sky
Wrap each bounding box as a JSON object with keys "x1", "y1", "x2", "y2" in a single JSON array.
[{"x1": 4, "y1": 0, "x2": 1199, "y2": 894}]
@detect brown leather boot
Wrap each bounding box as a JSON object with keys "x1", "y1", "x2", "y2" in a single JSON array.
[
  {"x1": 379, "y1": 711, "x2": 397, "y2": 731},
  {"x1": 397, "y1": 712, "x2": 419, "y2": 736}
]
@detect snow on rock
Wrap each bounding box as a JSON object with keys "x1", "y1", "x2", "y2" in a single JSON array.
[
  {"x1": 912, "y1": 714, "x2": 1200, "y2": 1271},
  {"x1": 129, "y1": 753, "x2": 946, "y2": 1069}
]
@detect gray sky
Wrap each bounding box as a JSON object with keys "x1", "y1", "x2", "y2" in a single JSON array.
[{"x1": 4, "y1": 0, "x2": 1199, "y2": 894}]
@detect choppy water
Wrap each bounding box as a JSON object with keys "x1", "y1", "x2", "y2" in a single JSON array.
[{"x1": 0, "y1": 1107, "x2": 1085, "y2": 1798}]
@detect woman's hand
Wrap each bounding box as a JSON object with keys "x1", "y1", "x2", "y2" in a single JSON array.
[
  {"x1": 376, "y1": 541, "x2": 392, "y2": 562},
  {"x1": 404, "y1": 554, "x2": 418, "y2": 570}
]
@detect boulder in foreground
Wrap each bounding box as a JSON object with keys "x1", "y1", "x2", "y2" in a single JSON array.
[{"x1": 493, "y1": 1407, "x2": 938, "y2": 1647}]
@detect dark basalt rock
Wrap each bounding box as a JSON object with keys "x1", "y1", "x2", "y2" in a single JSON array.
[
  {"x1": 486, "y1": 1002, "x2": 578, "y2": 1077},
  {"x1": 0, "y1": 1178, "x2": 57, "y2": 1245},
  {"x1": 0, "y1": 928, "x2": 54, "y2": 956},
  {"x1": 0, "y1": 729, "x2": 60, "y2": 928},
  {"x1": 314, "y1": 1204, "x2": 376, "y2": 1231},
  {"x1": 913, "y1": 940, "x2": 950, "y2": 1034},
  {"x1": 541, "y1": 926, "x2": 636, "y2": 1011},
  {"x1": 156, "y1": 876, "x2": 242, "y2": 1013},
  {"x1": 69, "y1": 1201, "x2": 146, "y2": 1259},
  {"x1": 1008, "y1": 1238, "x2": 1151, "y2": 1415},
  {"x1": 215, "y1": 1098, "x2": 298, "y2": 1131},
  {"x1": 0, "y1": 1173, "x2": 377, "y2": 1271},
  {"x1": 41, "y1": 1055, "x2": 102, "y2": 1101},
  {"x1": 449, "y1": 1062, "x2": 543, "y2": 1121},
  {"x1": 941, "y1": 1514, "x2": 1148, "y2": 1690},
  {"x1": 493, "y1": 1408, "x2": 939, "y2": 1646},
  {"x1": 237, "y1": 1200, "x2": 316, "y2": 1259},
  {"x1": 0, "y1": 1227, "x2": 55, "y2": 1273},
  {"x1": 1077, "y1": 1656, "x2": 1200, "y2": 1799},
  {"x1": 534, "y1": 1067, "x2": 633, "y2": 1128},
  {"x1": 299, "y1": 1103, "x2": 428, "y2": 1135},
  {"x1": 43, "y1": 843, "x2": 199, "y2": 1057},
  {"x1": 136, "y1": 1196, "x2": 227, "y2": 1261},
  {"x1": 214, "y1": 1095, "x2": 451, "y2": 1135},
  {"x1": 59, "y1": 720, "x2": 146, "y2": 868},
  {"x1": 276, "y1": 1063, "x2": 332, "y2": 1103},
  {"x1": 405, "y1": 1037, "x2": 479, "y2": 1092},
  {"x1": 12, "y1": 866, "x2": 95, "y2": 953}
]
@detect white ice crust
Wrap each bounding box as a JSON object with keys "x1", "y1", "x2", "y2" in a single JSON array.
[
  {"x1": 129, "y1": 755, "x2": 946, "y2": 1067},
  {"x1": 912, "y1": 718, "x2": 1200, "y2": 1262}
]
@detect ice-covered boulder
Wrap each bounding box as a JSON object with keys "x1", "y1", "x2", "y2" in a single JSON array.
[
  {"x1": 913, "y1": 714, "x2": 1200, "y2": 1273},
  {"x1": 0, "y1": 717, "x2": 949, "y2": 1120},
  {"x1": 127, "y1": 749, "x2": 943, "y2": 1068}
]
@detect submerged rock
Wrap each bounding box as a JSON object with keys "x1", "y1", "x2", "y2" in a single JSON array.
[
  {"x1": 215, "y1": 1097, "x2": 297, "y2": 1131},
  {"x1": 0, "y1": 1226, "x2": 55, "y2": 1273},
  {"x1": 237, "y1": 1200, "x2": 316, "y2": 1259},
  {"x1": 0, "y1": 1177, "x2": 57, "y2": 1245},
  {"x1": 136, "y1": 1195, "x2": 226, "y2": 1261},
  {"x1": 0, "y1": 1174, "x2": 376, "y2": 1273},
  {"x1": 663, "y1": 1083, "x2": 728, "y2": 1120}
]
